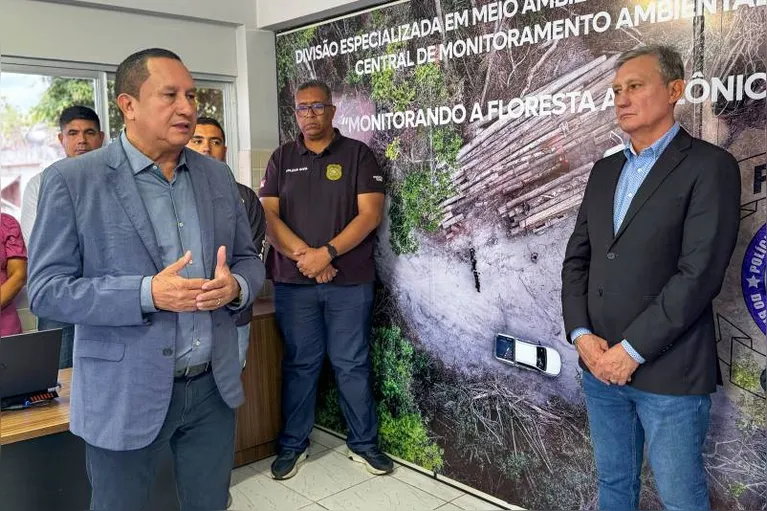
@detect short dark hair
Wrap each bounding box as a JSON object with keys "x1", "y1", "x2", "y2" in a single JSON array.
[
  {"x1": 59, "y1": 105, "x2": 101, "y2": 131},
  {"x1": 616, "y1": 45, "x2": 685, "y2": 83},
  {"x1": 115, "y1": 48, "x2": 182, "y2": 99},
  {"x1": 196, "y1": 117, "x2": 225, "y2": 144},
  {"x1": 296, "y1": 79, "x2": 333, "y2": 103}
]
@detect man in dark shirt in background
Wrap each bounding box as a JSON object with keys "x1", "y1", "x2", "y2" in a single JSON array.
[
  {"x1": 259, "y1": 79, "x2": 392, "y2": 480},
  {"x1": 188, "y1": 117, "x2": 266, "y2": 365}
]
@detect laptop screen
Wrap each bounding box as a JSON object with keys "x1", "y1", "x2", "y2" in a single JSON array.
[{"x1": 0, "y1": 329, "x2": 62, "y2": 399}]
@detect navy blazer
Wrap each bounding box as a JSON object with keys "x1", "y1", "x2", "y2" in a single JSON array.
[{"x1": 561, "y1": 128, "x2": 741, "y2": 395}]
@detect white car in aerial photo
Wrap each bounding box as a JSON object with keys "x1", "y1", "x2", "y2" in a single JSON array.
[{"x1": 494, "y1": 333, "x2": 562, "y2": 378}]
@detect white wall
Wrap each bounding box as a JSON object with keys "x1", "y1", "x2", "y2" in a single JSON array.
[
  {"x1": 55, "y1": 0, "x2": 257, "y2": 27},
  {"x1": 234, "y1": 26, "x2": 280, "y2": 186},
  {"x1": 2, "y1": 0, "x2": 238, "y2": 76},
  {"x1": 256, "y1": 0, "x2": 389, "y2": 30},
  {"x1": 237, "y1": 28, "x2": 279, "y2": 150}
]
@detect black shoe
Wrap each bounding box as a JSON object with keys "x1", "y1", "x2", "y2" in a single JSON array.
[
  {"x1": 270, "y1": 450, "x2": 308, "y2": 480},
  {"x1": 348, "y1": 447, "x2": 394, "y2": 475}
]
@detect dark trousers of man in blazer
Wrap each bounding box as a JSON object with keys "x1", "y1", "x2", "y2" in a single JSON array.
[{"x1": 562, "y1": 125, "x2": 740, "y2": 510}]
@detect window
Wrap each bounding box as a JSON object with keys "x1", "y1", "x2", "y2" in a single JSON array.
[
  {"x1": 536, "y1": 347, "x2": 547, "y2": 371},
  {"x1": 196, "y1": 81, "x2": 236, "y2": 172},
  {"x1": 194, "y1": 85, "x2": 226, "y2": 123},
  {"x1": 1, "y1": 57, "x2": 238, "y2": 220},
  {"x1": 0, "y1": 72, "x2": 98, "y2": 219}
]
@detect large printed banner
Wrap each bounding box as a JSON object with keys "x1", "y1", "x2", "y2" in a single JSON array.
[{"x1": 275, "y1": 1, "x2": 766, "y2": 508}]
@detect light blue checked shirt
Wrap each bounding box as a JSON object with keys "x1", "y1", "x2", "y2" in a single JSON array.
[{"x1": 571, "y1": 123, "x2": 681, "y2": 364}]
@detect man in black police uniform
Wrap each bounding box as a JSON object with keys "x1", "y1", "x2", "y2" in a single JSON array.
[{"x1": 260, "y1": 79, "x2": 392, "y2": 479}]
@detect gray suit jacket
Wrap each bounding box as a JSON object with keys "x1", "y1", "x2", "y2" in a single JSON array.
[{"x1": 27, "y1": 141, "x2": 265, "y2": 450}]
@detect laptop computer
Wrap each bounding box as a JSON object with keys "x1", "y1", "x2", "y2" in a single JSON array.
[{"x1": 0, "y1": 329, "x2": 62, "y2": 409}]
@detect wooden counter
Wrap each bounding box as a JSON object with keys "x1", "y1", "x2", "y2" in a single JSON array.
[
  {"x1": 1, "y1": 368, "x2": 72, "y2": 445},
  {"x1": 0, "y1": 365, "x2": 176, "y2": 511},
  {"x1": 0, "y1": 301, "x2": 282, "y2": 510},
  {"x1": 0, "y1": 299, "x2": 283, "y2": 463},
  {"x1": 234, "y1": 298, "x2": 283, "y2": 466}
]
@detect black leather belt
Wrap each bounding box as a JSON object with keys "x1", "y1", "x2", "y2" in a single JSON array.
[{"x1": 173, "y1": 362, "x2": 211, "y2": 381}]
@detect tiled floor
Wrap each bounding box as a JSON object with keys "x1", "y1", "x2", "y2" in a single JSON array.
[{"x1": 229, "y1": 428, "x2": 518, "y2": 511}]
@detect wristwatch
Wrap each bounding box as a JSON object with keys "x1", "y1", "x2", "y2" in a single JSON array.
[{"x1": 324, "y1": 243, "x2": 338, "y2": 260}]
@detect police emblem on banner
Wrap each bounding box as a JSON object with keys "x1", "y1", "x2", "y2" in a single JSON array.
[
  {"x1": 326, "y1": 164, "x2": 342, "y2": 181},
  {"x1": 742, "y1": 224, "x2": 766, "y2": 334}
]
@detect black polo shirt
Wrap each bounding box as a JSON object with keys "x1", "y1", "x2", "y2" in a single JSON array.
[{"x1": 259, "y1": 129, "x2": 385, "y2": 285}]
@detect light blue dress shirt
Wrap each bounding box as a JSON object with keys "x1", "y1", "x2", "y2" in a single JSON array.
[
  {"x1": 121, "y1": 133, "x2": 248, "y2": 372},
  {"x1": 571, "y1": 123, "x2": 681, "y2": 364}
]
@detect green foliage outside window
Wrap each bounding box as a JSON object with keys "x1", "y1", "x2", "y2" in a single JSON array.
[
  {"x1": 24, "y1": 76, "x2": 223, "y2": 140},
  {"x1": 30, "y1": 77, "x2": 95, "y2": 124},
  {"x1": 1, "y1": 98, "x2": 27, "y2": 141}
]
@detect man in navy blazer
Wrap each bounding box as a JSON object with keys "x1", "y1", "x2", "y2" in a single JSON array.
[
  {"x1": 27, "y1": 48, "x2": 264, "y2": 511},
  {"x1": 561, "y1": 46, "x2": 740, "y2": 510}
]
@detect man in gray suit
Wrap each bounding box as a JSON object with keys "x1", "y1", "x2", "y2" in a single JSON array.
[{"x1": 27, "y1": 48, "x2": 264, "y2": 511}]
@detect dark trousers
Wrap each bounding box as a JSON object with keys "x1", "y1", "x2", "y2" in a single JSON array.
[
  {"x1": 85, "y1": 372, "x2": 235, "y2": 511},
  {"x1": 37, "y1": 317, "x2": 74, "y2": 369},
  {"x1": 275, "y1": 282, "x2": 378, "y2": 453}
]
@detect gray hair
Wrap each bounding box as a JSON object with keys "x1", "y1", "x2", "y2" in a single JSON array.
[
  {"x1": 296, "y1": 79, "x2": 333, "y2": 103},
  {"x1": 615, "y1": 45, "x2": 685, "y2": 83}
]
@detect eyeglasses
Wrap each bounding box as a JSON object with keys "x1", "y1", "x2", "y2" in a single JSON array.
[{"x1": 295, "y1": 103, "x2": 332, "y2": 117}]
